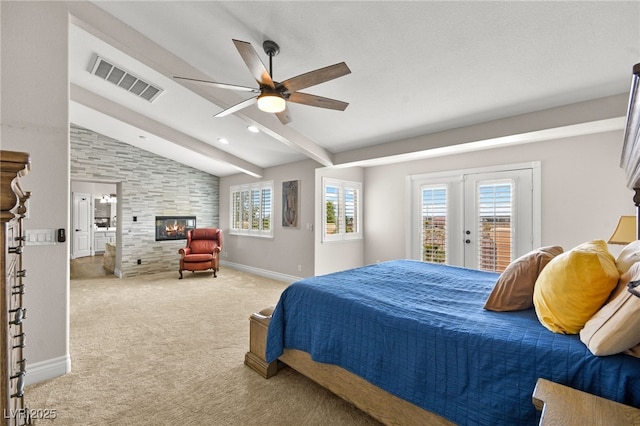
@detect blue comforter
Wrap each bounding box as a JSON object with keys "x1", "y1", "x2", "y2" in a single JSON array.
[{"x1": 266, "y1": 260, "x2": 640, "y2": 425}]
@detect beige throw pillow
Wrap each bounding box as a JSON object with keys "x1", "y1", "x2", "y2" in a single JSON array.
[
  {"x1": 484, "y1": 246, "x2": 563, "y2": 312},
  {"x1": 580, "y1": 262, "x2": 640, "y2": 356}
]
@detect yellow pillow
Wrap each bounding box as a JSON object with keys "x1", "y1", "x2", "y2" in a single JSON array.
[{"x1": 533, "y1": 240, "x2": 619, "y2": 334}]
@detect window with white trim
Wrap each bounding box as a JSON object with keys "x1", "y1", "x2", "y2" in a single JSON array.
[
  {"x1": 322, "y1": 178, "x2": 362, "y2": 242},
  {"x1": 230, "y1": 181, "x2": 273, "y2": 237}
]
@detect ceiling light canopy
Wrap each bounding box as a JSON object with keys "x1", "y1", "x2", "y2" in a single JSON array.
[{"x1": 257, "y1": 93, "x2": 286, "y2": 113}]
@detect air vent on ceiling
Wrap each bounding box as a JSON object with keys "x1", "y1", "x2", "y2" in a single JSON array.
[{"x1": 90, "y1": 56, "x2": 163, "y2": 102}]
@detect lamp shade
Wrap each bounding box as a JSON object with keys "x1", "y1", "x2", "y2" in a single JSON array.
[
  {"x1": 257, "y1": 93, "x2": 286, "y2": 113},
  {"x1": 608, "y1": 215, "x2": 637, "y2": 244}
]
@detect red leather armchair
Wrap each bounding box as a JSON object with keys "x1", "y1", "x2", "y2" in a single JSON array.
[{"x1": 178, "y1": 228, "x2": 222, "y2": 279}]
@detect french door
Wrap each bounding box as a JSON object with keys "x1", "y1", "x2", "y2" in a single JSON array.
[{"x1": 411, "y1": 163, "x2": 538, "y2": 272}]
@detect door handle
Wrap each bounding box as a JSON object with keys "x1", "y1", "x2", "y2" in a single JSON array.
[{"x1": 75, "y1": 229, "x2": 81, "y2": 232}]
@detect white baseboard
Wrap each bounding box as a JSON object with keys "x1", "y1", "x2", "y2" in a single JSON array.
[
  {"x1": 220, "y1": 261, "x2": 302, "y2": 284},
  {"x1": 26, "y1": 355, "x2": 70, "y2": 386}
]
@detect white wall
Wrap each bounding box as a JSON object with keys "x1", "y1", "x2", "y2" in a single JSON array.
[
  {"x1": 314, "y1": 166, "x2": 365, "y2": 276},
  {"x1": 71, "y1": 181, "x2": 117, "y2": 197},
  {"x1": 220, "y1": 162, "x2": 365, "y2": 278},
  {"x1": 1, "y1": 2, "x2": 70, "y2": 382},
  {"x1": 364, "y1": 130, "x2": 635, "y2": 265},
  {"x1": 219, "y1": 130, "x2": 633, "y2": 277},
  {"x1": 220, "y1": 159, "x2": 317, "y2": 280}
]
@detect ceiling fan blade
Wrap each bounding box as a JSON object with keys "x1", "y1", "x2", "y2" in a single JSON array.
[
  {"x1": 279, "y1": 62, "x2": 351, "y2": 93},
  {"x1": 173, "y1": 76, "x2": 259, "y2": 93},
  {"x1": 287, "y1": 92, "x2": 349, "y2": 111},
  {"x1": 214, "y1": 96, "x2": 258, "y2": 118},
  {"x1": 232, "y1": 39, "x2": 275, "y2": 89},
  {"x1": 276, "y1": 106, "x2": 291, "y2": 125}
]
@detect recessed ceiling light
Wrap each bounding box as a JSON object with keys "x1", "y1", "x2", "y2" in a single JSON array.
[
  {"x1": 247, "y1": 125, "x2": 259, "y2": 133},
  {"x1": 218, "y1": 137, "x2": 229, "y2": 144}
]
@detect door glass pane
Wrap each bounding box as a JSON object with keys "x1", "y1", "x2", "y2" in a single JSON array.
[
  {"x1": 421, "y1": 186, "x2": 447, "y2": 263},
  {"x1": 477, "y1": 181, "x2": 512, "y2": 272}
]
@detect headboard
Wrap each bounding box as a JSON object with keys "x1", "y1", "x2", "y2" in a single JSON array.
[{"x1": 619, "y1": 63, "x2": 640, "y2": 239}]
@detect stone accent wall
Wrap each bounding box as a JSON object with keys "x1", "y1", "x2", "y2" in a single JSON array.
[{"x1": 70, "y1": 124, "x2": 219, "y2": 277}]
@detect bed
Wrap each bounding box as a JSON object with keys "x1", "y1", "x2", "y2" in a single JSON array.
[
  {"x1": 244, "y1": 63, "x2": 640, "y2": 425},
  {"x1": 253, "y1": 260, "x2": 640, "y2": 425}
]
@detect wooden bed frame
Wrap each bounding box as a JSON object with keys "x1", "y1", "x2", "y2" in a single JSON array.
[
  {"x1": 244, "y1": 63, "x2": 640, "y2": 426},
  {"x1": 244, "y1": 307, "x2": 454, "y2": 425}
]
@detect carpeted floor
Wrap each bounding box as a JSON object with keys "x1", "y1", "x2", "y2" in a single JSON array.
[{"x1": 25, "y1": 267, "x2": 381, "y2": 425}]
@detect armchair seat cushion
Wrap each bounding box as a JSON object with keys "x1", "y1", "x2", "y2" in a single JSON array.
[{"x1": 183, "y1": 253, "x2": 214, "y2": 262}]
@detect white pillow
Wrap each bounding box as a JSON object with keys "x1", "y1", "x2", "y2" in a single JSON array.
[
  {"x1": 615, "y1": 240, "x2": 640, "y2": 274},
  {"x1": 580, "y1": 262, "x2": 640, "y2": 356}
]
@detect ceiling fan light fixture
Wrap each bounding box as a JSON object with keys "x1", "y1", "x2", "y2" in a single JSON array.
[{"x1": 257, "y1": 93, "x2": 286, "y2": 113}]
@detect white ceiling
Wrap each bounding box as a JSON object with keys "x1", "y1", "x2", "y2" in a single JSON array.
[{"x1": 68, "y1": 1, "x2": 640, "y2": 177}]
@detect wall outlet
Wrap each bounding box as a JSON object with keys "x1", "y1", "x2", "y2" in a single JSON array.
[
  {"x1": 297, "y1": 265, "x2": 302, "y2": 272},
  {"x1": 137, "y1": 259, "x2": 142, "y2": 265}
]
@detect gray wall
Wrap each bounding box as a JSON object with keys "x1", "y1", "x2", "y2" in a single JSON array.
[
  {"x1": 71, "y1": 124, "x2": 220, "y2": 277},
  {"x1": 2, "y1": 0, "x2": 70, "y2": 381},
  {"x1": 363, "y1": 130, "x2": 635, "y2": 265},
  {"x1": 220, "y1": 159, "x2": 316, "y2": 280},
  {"x1": 219, "y1": 129, "x2": 635, "y2": 279}
]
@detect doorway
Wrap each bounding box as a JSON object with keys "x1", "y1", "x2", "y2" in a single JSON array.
[
  {"x1": 72, "y1": 192, "x2": 92, "y2": 258},
  {"x1": 70, "y1": 180, "x2": 119, "y2": 278}
]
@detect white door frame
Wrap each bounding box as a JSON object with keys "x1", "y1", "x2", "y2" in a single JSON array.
[{"x1": 407, "y1": 161, "x2": 541, "y2": 265}]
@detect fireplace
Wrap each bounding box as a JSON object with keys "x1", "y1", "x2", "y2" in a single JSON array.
[{"x1": 155, "y1": 216, "x2": 196, "y2": 241}]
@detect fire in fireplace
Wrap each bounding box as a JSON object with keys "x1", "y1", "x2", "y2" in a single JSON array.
[{"x1": 155, "y1": 216, "x2": 196, "y2": 241}]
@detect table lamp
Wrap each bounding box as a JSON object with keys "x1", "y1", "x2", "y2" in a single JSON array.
[{"x1": 608, "y1": 215, "x2": 637, "y2": 245}]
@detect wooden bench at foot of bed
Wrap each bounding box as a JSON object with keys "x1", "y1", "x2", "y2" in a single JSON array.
[{"x1": 244, "y1": 306, "x2": 454, "y2": 426}]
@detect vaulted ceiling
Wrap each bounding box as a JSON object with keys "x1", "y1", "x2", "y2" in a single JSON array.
[{"x1": 68, "y1": 1, "x2": 640, "y2": 177}]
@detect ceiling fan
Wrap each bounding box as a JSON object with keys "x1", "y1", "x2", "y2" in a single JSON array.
[{"x1": 174, "y1": 39, "x2": 351, "y2": 125}]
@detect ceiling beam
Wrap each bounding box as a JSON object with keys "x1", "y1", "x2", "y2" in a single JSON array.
[
  {"x1": 67, "y1": 1, "x2": 334, "y2": 167},
  {"x1": 333, "y1": 94, "x2": 628, "y2": 167},
  {"x1": 71, "y1": 84, "x2": 265, "y2": 178}
]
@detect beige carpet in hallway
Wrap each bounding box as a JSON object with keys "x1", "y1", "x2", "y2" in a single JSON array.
[{"x1": 26, "y1": 268, "x2": 381, "y2": 425}]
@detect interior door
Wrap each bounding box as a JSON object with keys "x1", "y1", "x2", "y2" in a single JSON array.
[{"x1": 72, "y1": 192, "x2": 92, "y2": 258}]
